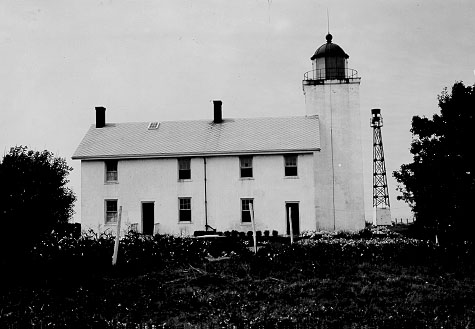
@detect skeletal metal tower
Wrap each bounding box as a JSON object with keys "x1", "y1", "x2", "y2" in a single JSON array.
[{"x1": 370, "y1": 109, "x2": 391, "y2": 225}]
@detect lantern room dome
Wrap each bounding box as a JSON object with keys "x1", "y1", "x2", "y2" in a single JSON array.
[{"x1": 311, "y1": 34, "x2": 349, "y2": 60}]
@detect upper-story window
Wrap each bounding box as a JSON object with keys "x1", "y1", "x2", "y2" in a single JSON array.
[
  {"x1": 240, "y1": 156, "x2": 253, "y2": 178},
  {"x1": 284, "y1": 155, "x2": 298, "y2": 177},
  {"x1": 105, "y1": 160, "x2": 118, "y2": 182},
  {"x1": 178, "y1": 158, "x2": 191, "y2": 180}
]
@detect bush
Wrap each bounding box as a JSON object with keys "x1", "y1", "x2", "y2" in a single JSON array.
[
  {"x1": 4, "y1": 231, "x2": 257, "y2": 283},
  {"x1": 3, "y1": 227, "x2": 475, "y2": 328},
  {"x1": 7, "y1": 226, "x2": 475, "y2": 285}
]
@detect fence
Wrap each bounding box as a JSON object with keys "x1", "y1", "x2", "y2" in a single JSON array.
[
  {"x1": 393, "y1": 218, "x2": 415, "y2": 225},
  {"x1": 303, "y1": 68, "x2": 358, "y2": 80}
]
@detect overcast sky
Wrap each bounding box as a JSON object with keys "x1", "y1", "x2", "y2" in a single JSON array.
[{"x1": 1, "y1": 0, "x2": 474, "y2": 224}]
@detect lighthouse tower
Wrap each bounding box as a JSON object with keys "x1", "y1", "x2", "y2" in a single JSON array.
[{"x1": 303, "y1": 34, "x2": 365, "y2": 231}]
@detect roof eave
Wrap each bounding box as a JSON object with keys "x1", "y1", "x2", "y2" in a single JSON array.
[{"x1": 72, "y1": 148, "x2": 321, "y2": 161}]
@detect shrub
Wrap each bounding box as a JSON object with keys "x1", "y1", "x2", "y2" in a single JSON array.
[{"x1": 10, "y1": 226, "x2": 475, "y2": 284}]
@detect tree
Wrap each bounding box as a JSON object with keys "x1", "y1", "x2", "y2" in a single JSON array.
[
  {"x1": 393, "y1": 82, "x2": 475, "y2": 241},
  {"x1": 0, "y1": 146, "x2": 76, "y2": 252}
]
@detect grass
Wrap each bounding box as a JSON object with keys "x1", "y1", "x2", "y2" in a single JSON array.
[{"x1": 1, "y1": 229, "x2": 475, "y2": 328}]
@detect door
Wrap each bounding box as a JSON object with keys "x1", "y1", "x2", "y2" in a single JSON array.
[
  {"x1": 286, "y1": 202, "x2": 300, "y2": 236},
  {"x1": 142, "y1": 202, "x2": 154, "y2": 235}
]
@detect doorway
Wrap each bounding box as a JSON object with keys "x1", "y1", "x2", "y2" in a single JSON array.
[
  {"x1": 286, "y1": 202, "x2": 300, "y2": 236},
  {"x1": 142, "y1": 202, "x2": 155, "y2": 235}
]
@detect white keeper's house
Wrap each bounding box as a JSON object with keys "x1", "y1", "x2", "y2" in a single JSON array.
[{"x1": 72, "y1": 34, "x2": 365, "y2": 236}]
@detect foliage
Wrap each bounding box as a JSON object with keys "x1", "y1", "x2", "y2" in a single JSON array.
[
  {"x1": 0, "y1": 146, "x2": 76, "y2": 256},
  {"x1": 393, "y1": 82, "x2": 475, "y2": 241},
  {"x1": 18, "y1": 231, "x2": 251, "y2": 281},
  {"x1": 2, "y1": 231, "x2": 475, "y2": 328},
  {"x1": 301, "y1": 225, "x2": 403, "y2": 240}
]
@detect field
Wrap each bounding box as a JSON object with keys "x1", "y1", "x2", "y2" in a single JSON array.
[{"x1": 1, "y1": 227, "x2": 475, "y2": 328}]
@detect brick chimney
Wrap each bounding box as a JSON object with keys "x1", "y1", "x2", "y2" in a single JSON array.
[
  {"x1": 213, "y1": 100, "x2": 222, "y2": 123},
  {"x1": 95, "y1": 106, "x2": 106, "y2": 128}
]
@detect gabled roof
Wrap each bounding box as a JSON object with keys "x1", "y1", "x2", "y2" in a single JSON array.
[{"x1": 72, "y1": 115, "x2": 320, "y2": 160}]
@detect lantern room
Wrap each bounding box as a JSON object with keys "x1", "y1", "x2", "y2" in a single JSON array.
[{"x1": 307, "y1": 34, "x2": 352, "y2": 80}]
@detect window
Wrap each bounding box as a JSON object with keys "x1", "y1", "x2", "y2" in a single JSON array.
[
  {"x1": 240, "y1": 156, "x2": 253, "y2": 178},
  {"x1": 105, "y1": 200, "x2": 118, "y2": 224},
  {"x1": 241, "y1": 198, "x2": 254, "y2": 223},
  {"x1": 284, "y1": 155, "x2": 298, "y2": 177},
  {"x1": 179, "y1": 198, "x2": 192, "y2": 222},
  {"x1": 178, "y1": 158, "x2": 191, "y2": 180},
  {"x1": 105, "y1": 160, "x2": 118, "y2": 182}
]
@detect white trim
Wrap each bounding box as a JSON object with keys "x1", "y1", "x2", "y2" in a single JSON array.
[
  {"x1": 178, "y1": 197, "x2": 192, "y2": 223},
  {"x1": 240, "y1": 198, "x2": 254, "y2": 224},
  {"x1": 284, "y1": 154, "x2": 299, "y2": 177},
  {"x1": 104, "y1": 160, "x2": 118, "y2": 183},
  {"x1": 104, "y1": 199, "x2": 118, "y2": 224},
  {"x1": 74, "y1": 149, "x2": 319, "y2": 161}
]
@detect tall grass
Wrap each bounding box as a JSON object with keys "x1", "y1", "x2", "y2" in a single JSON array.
[{"x1": 1, "y1": 227, "x2": 475, "y2": 328}]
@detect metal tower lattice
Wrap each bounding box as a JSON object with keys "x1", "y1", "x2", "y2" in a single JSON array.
[{"x1": 370, "y1": 109, "x2": 390, "y2": 209}]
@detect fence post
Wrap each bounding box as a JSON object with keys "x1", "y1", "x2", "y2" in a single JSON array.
[
  {"x1": 112, "y1": 206, "x2": 122, "y2": 266},
  {"x1": 288, "y1": 207, "x2": 294, "y2": 244},
  {"x1": 250, "y1": 203, "x2": 257, "y2": 254}
]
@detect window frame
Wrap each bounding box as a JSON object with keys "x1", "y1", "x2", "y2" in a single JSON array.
[
  {"x1": 178, "y1": 158, "x2": 191, "y2": 180},
  {"x1": 105, "y1": 160, "x2": 118, "y2": 183},
  {"x1": 239, "y1": 156, "x2": 253, "y2": 178},
  {"x1": 178, "y1": 197, "x2": 192, "y2": 222},
  {"x1": 241, "y1": 198, "x2": 254, "y2": 224},
  {"x1": 284, "y1": 155, "x2": 298, "y2": 177},
  {"x1": 105, "y1": 199, "x2": 118, "y2": 224}
]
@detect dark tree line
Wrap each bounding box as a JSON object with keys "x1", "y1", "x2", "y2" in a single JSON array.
[
  {"x1": 394, "y1": 82, "x2": 475, "y2": 241},
  {"x1": 0, "y1": 146, "x2": 76, "y2": 258}
]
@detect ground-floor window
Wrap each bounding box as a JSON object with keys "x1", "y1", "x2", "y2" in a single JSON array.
[
  {"x1": 241, "y1": 198, "x2": 254, "y2": 223},
  {"x1": 179, "y1": 197, "x2": 192, "y2": 222},
  {"x1": 105, "y1": 199, "x2": 118, "y2": 224}
]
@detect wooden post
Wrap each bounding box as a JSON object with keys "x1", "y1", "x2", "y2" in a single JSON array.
[
  {"x1": 249, "y1": 203, "x2": 257, "y2": 254},
  {"x1": 112, "y1": 206, "x2": 122, "y2": 266},
  {"x1": 288, "y1": 206, "x2": 294, "y2": 244}
]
